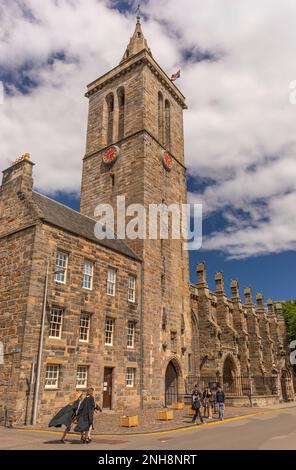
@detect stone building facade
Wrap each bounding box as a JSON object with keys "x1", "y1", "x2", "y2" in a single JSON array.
[{"x1": 0, "y1": 18, "x2": 294, "y2": 425}]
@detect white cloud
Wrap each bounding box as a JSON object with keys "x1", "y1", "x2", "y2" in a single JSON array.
[{"x1": 0, "y1": 0, "x2": 296, "y2": 258}]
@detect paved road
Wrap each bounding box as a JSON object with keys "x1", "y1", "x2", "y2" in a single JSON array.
[{"x1": 1, "y1": 406, "x2": 296, "y2": 450}]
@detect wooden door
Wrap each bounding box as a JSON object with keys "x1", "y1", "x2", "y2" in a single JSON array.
[{"x1": 103, "y1": 367, "x2": 113, "y2": 409}]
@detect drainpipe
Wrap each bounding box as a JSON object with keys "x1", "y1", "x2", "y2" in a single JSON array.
[
  {"x1": 32, "y1": 259, "x2": 49, "y2": 425},
  {"x1": 140, "y1": 261, "x2": 145, "y2": 409},
  {"x1": 25, "y1": 361, "x2": 35, "y2": 425}
]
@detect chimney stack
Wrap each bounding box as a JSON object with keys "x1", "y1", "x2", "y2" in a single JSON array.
[{"x1": 1, "y1": 153, "x2": 34, "y2": 196}]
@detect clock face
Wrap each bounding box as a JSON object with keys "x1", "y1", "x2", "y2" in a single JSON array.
[
  {"x1": 103, "y1": 146, "x2": 120, "y2": 167},
  {"x1": 160, "y1": 150, "x2": 173, "y2": 172}
]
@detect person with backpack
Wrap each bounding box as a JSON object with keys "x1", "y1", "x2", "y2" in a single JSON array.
[{"x1": 191, "y1": 389, "x2": 204, "y2": 425}]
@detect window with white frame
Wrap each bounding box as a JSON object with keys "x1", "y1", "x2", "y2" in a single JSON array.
[
  {"x1": 49, "y1": 308, "x2": 63, "y2": 339},
  {"x1": 127, "y1": 321, "x2": 135, "y2": 349},
  {"x1": 82, "y1": 260, "x2": 93, "y2": 290},
  {"x1": 79, "y1": 314, "x2": 90, "y2": 343},
  {"x1": 54, "y1": 251, "x2": 68, "y2": 284},
  {"x1": 126, "y1": 368, "x2": 136, "y2": 387},
  {"x1": 45, "y1": 364, "x2": 60, "y2": 389},
  {"x1": 107, "y1": 268, "x2": 116, "y2": 296},
  {"x1": 105, "y1": 318, "x2": 114, "y2": 346},
  {"x1": 76, "y1": 366, "x2": 88, "y2": 389},
  {"x1": 128, "y1": 276, "x2": 136, "y2": 303}
]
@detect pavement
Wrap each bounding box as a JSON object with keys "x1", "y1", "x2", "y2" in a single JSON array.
[
  {"x1": 1, "y1": 402, "x2": 296, "y2": 450},
  {"x1": 15, "y1": 403, "x2": 288, "y2": 435}
]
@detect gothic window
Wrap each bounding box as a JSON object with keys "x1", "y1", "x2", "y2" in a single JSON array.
[
  {"x1": 164, "y1": 99, "x2": 171, "y2": 149},
  {"x1": 106, "y1": 93, "x2": 114, "y2": 145},
  {"x1": 117, "y1": 87, "x2": 125, "y2": 140},
  {"x1": 158, "y1": 92, "x2": 164, "y2": 144},
  {"x1": 170, "y1": 331, "x2": 177, "y2": 353}
]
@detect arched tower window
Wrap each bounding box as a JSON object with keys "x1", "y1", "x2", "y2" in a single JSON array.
[
  {"x1": 106, "y1": 93, "x2": 114, "y2": 145},
  {"x1": 117, "y1": 87, "x2": 125, "y2": 141},
  {"x1": 165, "y1": 99, "x2": 171, "y2": 150},
  {"x1": 158, "y1": 92, "x2": 164, "y2": 145}
]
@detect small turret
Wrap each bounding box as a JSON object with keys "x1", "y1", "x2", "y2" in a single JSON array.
[
  {"x1": 215, "y1": 272, "x2": 225, "y2": 294},
  {"x1": 267, "y1": 299, "x2": 274, "y2": 315},
  {"x1": 196, "y1": 262, "x2": 208, "y2": 288},
  {"x1": 256, "y1": 293, "x2": 265, "y2": 311},
  {"x1": 244, "y1": 287, "x2": 253, "y2": 305}
]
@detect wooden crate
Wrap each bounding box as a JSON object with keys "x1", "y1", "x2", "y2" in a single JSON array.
[
  {"x1": 120, "y1": 416, "x2": 138, "y2": 427},
  {"x1": 171, "y1": 402, "x2": 184, "y2": 410},
  {"x1": 157, "y1": 410, "x2": 174, "y2": 421}
]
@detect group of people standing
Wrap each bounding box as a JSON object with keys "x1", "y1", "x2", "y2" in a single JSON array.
[
  {"x1": 191, "y1": 384, "x2": 225, "y2": 425},
  {"x1": 49, "y1": 387, "x2": 102, "y2": 444}
]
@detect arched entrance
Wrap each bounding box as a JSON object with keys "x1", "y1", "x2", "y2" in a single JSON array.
[
  {"x1": 165, "y1": 361, "x2": 179, "y2": 406},
  {"x1": 223, "y1": 355, "x2": 238, "y2": 394}
]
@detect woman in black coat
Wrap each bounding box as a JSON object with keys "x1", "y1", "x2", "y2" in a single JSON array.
[
  {"x1": 49, "y1": 392, "x2": 84, "y2": 443},
  {"x1": 74, "y1": 387, "x2": 102, "y2": 443}
]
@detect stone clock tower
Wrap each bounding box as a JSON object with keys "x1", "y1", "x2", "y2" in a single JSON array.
[{"x1": 80, "y1": 15, "x2": 192, "y2": 405}]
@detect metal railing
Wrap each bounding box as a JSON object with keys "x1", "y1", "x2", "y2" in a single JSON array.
[{"x1": 195, "y1": 375, "x2": 278, "y2": 397}]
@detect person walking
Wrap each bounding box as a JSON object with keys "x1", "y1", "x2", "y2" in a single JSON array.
[
  {"x1": 216, "y1": 386, "x2": 225, "y2": 420},
  {"x1": 74, "y1": 387, "x2": 102, "y2": 443},
  {"x1": 191, "y1": 389, "x2": 204, "y2": 425},
  {"x1": 49, "y1": 391, "x2": 84, "y2": 443}
]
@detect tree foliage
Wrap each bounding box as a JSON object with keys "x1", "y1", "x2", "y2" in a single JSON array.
[{"x1": 281, "y1": 299, "x2": 296, "y2": 343}]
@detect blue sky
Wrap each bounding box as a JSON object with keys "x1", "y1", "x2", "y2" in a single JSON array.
[{"x1": 1, "y1": 0, "x2": 296, "y2": 301}]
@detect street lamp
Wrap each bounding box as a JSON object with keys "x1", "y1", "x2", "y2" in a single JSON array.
[{"x1": 32, "y1": 261, "x2": 65, "y2": 425}]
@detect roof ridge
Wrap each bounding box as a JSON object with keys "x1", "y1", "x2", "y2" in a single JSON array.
[{"x1": 32, "y1": 191, "x2": 96, "y2": 223}]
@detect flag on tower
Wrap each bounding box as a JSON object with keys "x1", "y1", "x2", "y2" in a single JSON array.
[{"x1": 171, "y1": 69, "x2": 181, "y2": 81}]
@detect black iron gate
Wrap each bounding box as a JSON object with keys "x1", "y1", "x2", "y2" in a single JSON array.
[{"x1": 165, "y1": 362, "x2": 178, "y2": 405}]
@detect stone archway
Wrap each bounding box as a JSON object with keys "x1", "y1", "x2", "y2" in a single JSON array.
[
  {"x1": 223, "y1": 355, "x2": 239, "y2": 394},
  {"x1": 165, "y1": 360, "x2": 181, "y2": 406}
]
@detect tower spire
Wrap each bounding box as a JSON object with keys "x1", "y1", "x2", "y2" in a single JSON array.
[
  {"x1": 120, "y1": 5, "x2": 152, "y2": 63},
  {"x1": 136, "y1": 3, "x2": 141, "y2": 23}
]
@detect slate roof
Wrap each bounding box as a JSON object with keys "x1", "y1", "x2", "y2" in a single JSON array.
[{"x1": 32, "y1": 191, "x2": 139, "y2": 261}]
